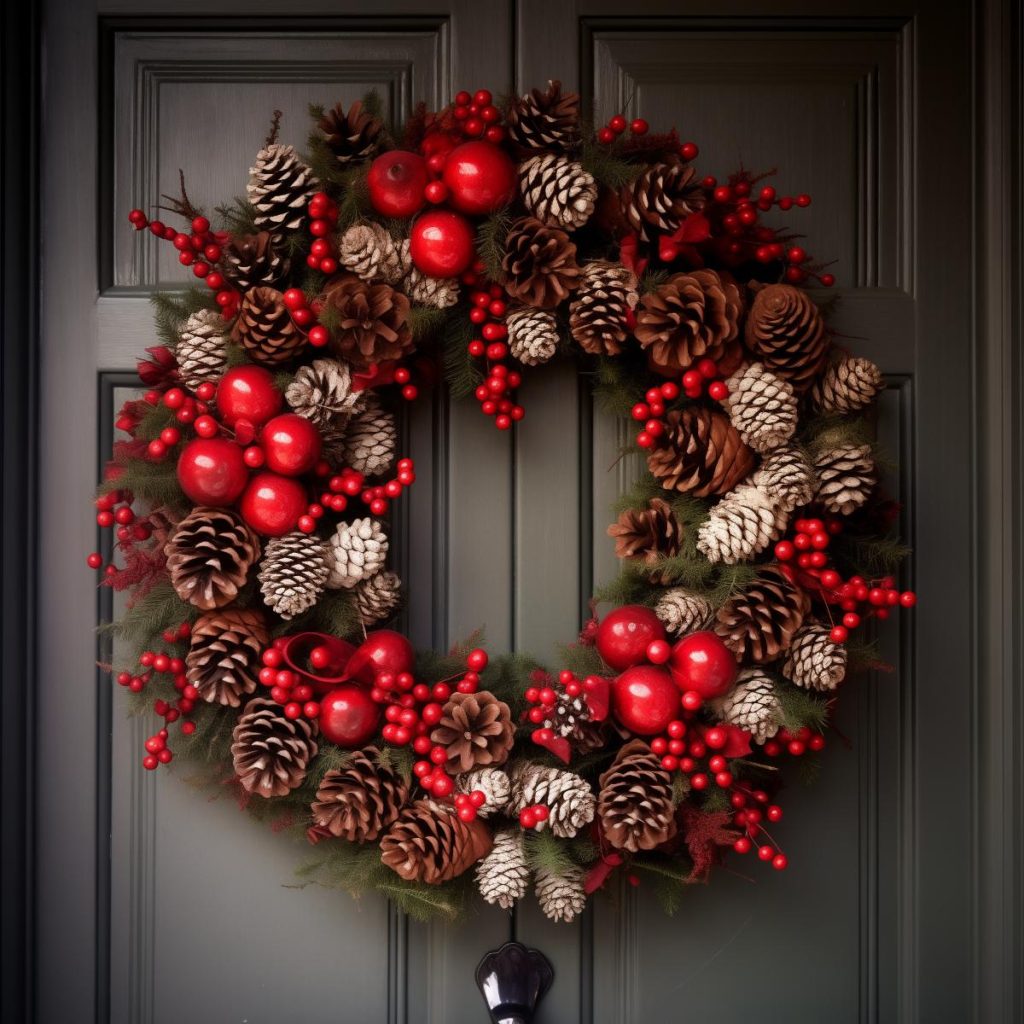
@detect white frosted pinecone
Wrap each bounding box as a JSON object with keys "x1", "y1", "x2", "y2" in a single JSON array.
[
  {"x1": 712, "y1": 668, "x2": 782, "y2": 742},
  {"x1": 176, "y1": 309, "x2": 229, "y2": 390},
  {"x1": 568, "y1": 260, "x2": 640, "y2": 356},
  {"x1": 814, "y1": 443, "x2": 876, "y2": 515},
  {"x1": 342, "y1": 395, "x2": 397, "y2": 477},
  {"x1": 655, "y1": 587, "x2": 714, "y2": 636},
  {"x1": 258, "y1": 532, "x2": 331, "y2": 619},
  {"x1": 782, "y1": 622, "x2": 848, "y2": 691},
  {"x1": 753, "y1": 445, "x2": 818, "y2": 513},
  {"x1": 476, "y1": 828, "x2": 530, "y2": 910},
  {"x1": 455, "y1": 767, "x2": 512, "y2": 818},
  {"x1": 404, "y1": 265, "x2": 460, "y2": 308},
  {"x1": 326, "y1": 517, "x2": 388, "y2": 590},
  {"x1": 518, "y1": 154, "x2": 597, "y2": 230},
  {"x1": 285, "y1": 358, "x2": 363, "y2": 428},
  {"x1": 811, "y1": 355, "x2": 884, "y2": 414},
  {"x1": 338, "y1": 222, "x2": 403, "y2": 283},
  {"x1": 509, "y1": 763, "x2": 595, "y2": 839},
  {"x1": 507, "y1": 308, "x2": 559, "y2": 366},
  {"x1": 722, "y1": 362, "x2": 798, "y2": 454},
  {"x1": 247, "y1": 143, "x2": 319, "y2": 233},
  {"x1": 535, "y1": 865, "x2": 586, "y2": 923},
  {"x1": 697, "y1": 484, "x2": 784, "y2": 564},
  {"x1": 353, "y1": 570, "x2": 402, "y2": 627}
]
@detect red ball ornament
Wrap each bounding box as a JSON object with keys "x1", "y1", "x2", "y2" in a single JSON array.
[
  {"x1": 318, "y1": 686, "x2": 381, "y2": 748},
  {"x1": 176, "y1": 438, "x2": 248, "y2": 506},
  {"x1": 668, "y1": 630, "x2": 738, "y2": 700},
  {"x1": 441, "y1": 141, "x2": 517, "y2": 215},
  {"x1": 367, "y1": 150, "x2": 429, "y2": 218},
  {"x1": 216, "y1": 365, "x2": 282, "y2": 428},
  {"x1": 595, "y1": 605, "x2": 667, "y2": 672},
  {"x1": 238, "y1": 472, "x2": 307, "y2": 536},
  {"x1": 260, "y1": 413, "x2": 322, "y2": 477},
  {"x1": 345, "y1": 630, "x2": 416, "y2": 686},
  {"x1": 612, "y1": 665, "x2": 680, "y2": 736},
  {"x1": 409, "y1": 210, "x2": 475, "y2": 278}
]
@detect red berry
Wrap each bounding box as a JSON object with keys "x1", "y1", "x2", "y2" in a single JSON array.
[
  {"x1": 597, "y1": 127, "x2": 615, "y2": 145},
  {"x1": 829, "y1": 625, "x2": 849, "y2": 643},
  {"x1": 608, "y1": 114, "x2": 627, "y2": 133},
  {"x1": 630, "y1": 118, "x2": 649, "y2": 135}
]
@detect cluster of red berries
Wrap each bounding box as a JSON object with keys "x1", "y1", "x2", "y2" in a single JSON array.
[
  {"x1": 728, "y1": 786, "x2": 788, "y2": 870},
  {"x1": 596, "y1": 112, "x2": 697, "y2": 153},
  {"x1": 762, "y1": 726, "x2": 826, "y2": 759},
  {"x1": 144, "y1": 385, "x2": 215, "y2": 459},
  {"x1": 630, "y1": 363, "x2": 728, "y2": 449},
  {"x1": 308, "y1": 457, "x2": 416, "y2": 521},
  {"x1": 281, "y1": 287, "x2": 323, "y2": 339},
  {"x1": 452, "y1": 790, "x2": 488, "y2": 823},
  {"x1": 258, "y1": 640, "x2": 323, "y2": 721},
  {"x1": 649, "y1": 721, "x2": 737, "y2": 789},
  {"x1": 449, "y1": 89, "x2": 505, "y2": 145},
  {"x1": 305, "y1": 192, "x2": 341, "y2": 275},
  {"x1": 467, "y1": 285, "x2": 525, "y2": 430},
  {"x1": 518, "y1": 804, "x2": 551, "y2": 831}
]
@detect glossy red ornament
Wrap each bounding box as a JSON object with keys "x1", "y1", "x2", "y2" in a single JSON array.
[
  {"x1": 318, "y1": 686, "x2": 381, "y2": 748},
  {"x1": 668, "y1": 630, "x2": 738, "y2": 699},
  {"x1": 441, "y1": 141, "x2": 517, "y2": 215},
  {"x1": 408, "y1": 210, "x2": 475, "y2": 278},
  {"x1": 345, "y1": 630, "x2": 416, "y2": 686},
  {"x1": 367, "y1": 150, "x2": 428, "y2": 218},
  {"x1": 216, "y1": 365, "x2": 282, "y2": 428},
  {"x1": 238, "y1": 472, "x2": 307, "y2": 536},
  {"x1": 260, "y1": 413, "x2": 322, "y2": 477},
  {"x1": 176, "y1": 438, "x2": 248, "y2": 506},
  {"x1": 280, "y1": 632, "x2": 357, "y2": 695},
  {"x1": 611, "y1": 665, "x2": 680, "y2": 736},
  {"x1": 595, "y1": 605, "x2": 666, "y2": 672}
]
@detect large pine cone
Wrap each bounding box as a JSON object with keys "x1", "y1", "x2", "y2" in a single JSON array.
[
  {"x1": 518, "y1": 154, "x2": 596, "y2": 230},
  {"x1": 258, "y1": 531, "x2": 331, "y2": 620},
  {"x1": 353, "y1": 570, "x2": 402, "y2": 627},
  {"x1": 507, "y1": 308, "x2": 559, "y2": 366},
  {"x1": 338, "y1": 222, "x2": 403, "y2": 283},
  {"x1": 569, "y1": 261, "x2": 639, "y2": 356},
  {"x1": 285, "y1": 358, "x2": 362, "y2": 429},
  {"x1": 165, "y1": 507, "x2": 260, "y2": 610},
  {"x1": 619, "y1": 158, "x2": 706, "y2": 243},
  {"x1": 220, "y1": 231, "x2": 290, "y2": 292},
  {"x1": 176, "y1": 309, "x2": 228, "y2": 391},
  {"x1": 502, "y1": 217, "x2": 581, "y2": 309},
  {"x1": 509, "y1": 763, "x2": 596, "y2": 839},
  {"x1": 506, "y1": 80, "x2": 581, "y2": 154},
  {"x1": 782, "y1": 622, "x2": 848, "y2": 691},
  {"x1": 722, "y1": 362, "x2": 798, "y2": 454},
  {"x1": 647, "y1": 407, "x2": 755, "y2": 497},
  {"x1": 476, "y1": 827, "x2": 530, "y2": 910},
  {"x1": 696, "y1": 484, "x2": 783, "y2": 565},
  {"x1": 745, "y1": 284, "x2": 830, "y2": 392},
  {"x1": 322, "y1": 273, "x2": 413, "y2": 370},
  {"x1": 714, "y1": 566, "x2": 811, "y2": 663},
  {"x1": 814, "y1": 443, "x2": 876, "y2": 515},
  {"x1": 431, "y1": 691, "x2": 514, "y2": 774},
  {"x1": 231, "y1": 697, "x2": 319, "y2": 798},
  {"x1": 186, "y1": 607, "x2": 268, "y2": 708},
  {"x1": 753, "y1": 445, "x2": 818, "y2": 513},
  {"x1": 380, "y1": 799, "x2": 493, "y2": 883},
  {"x1": 310, "y1": 747, "x2": 409, "y2": 843},
  {"x1": 232, "y1": 286, "x2": 306, "y2": 366},
  {"x1": 635, "y1": 269, "x2": 743, "y2": 375},
  {"x1": 712, "y1": 668, "x2": 782, "y2": 743},
  {"x1": 342, "y1": 394, "x2": 397, "y2": 476},
  {"x1": 597, "y1": 740, "x2": 678, "y2": 853},
  {"x1": 248, "y1": 143, "x2": 319, "y2": 233},
  {"x1": 607, "y1": 498, "x2": 683, "y2": 571},
  {"x1": 318, "y1": 99, "x2": 384, "y2": 165}
]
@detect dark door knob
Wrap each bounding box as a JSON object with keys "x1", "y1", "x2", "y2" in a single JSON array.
[{"x1": 475, "y1": 941, "x2": 554, "y2": 1024}]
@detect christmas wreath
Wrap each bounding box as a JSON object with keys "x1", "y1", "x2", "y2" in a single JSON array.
[{"x1": 92, "y1": 85, "x2": 916, "y2": 922}]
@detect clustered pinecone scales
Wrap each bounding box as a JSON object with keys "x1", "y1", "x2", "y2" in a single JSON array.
[
  {"x1": 597, "y1": 741, "x2": 678, "y2": 852},
  {"x1": 380, "y1": 801, "x2": 493, "y2": 884},
  {"x1": 310, "y1": 747, "x2": 409, "y2": 843},
  {"x1": 231, "y1": 697, "x2": 319, "y2": 798}
]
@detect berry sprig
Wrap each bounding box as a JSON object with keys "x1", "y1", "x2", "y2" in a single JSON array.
[
  {"x1": 257, "y1": 640, "x2": 323, "y2": 721},
  {"x1": 631, "y1": 362, "x2": 729, "y2": 450},
  {"x1": 144, "y1": 385, "x2": 215, "y2": 459},
  {"x1": 518, "y1": 804, "x2": 551, "y2": 830},
  {"x1": 595, "y1": 112, "x2": 682, "y2": 146},
  {"x1": 312, "y1": 457, "x2": 416, "y2": 521},
  {"x1": 728, "y1": 786, "x2": 789, "y2": 871},
  {"x1": 762, "y1": 726, "x2": 826, "y2": 759},
  {"x1": 465, "y1": 283, "x2": 525, "y2": 430},
  {"x1": 450, "y1": 89, "x2": 505, "y2": 144},
  {"x1": 306, "y1": 192, "x2": 340, "y2": 274},
  {"x1": 282, "y1": 287, "x2": 323, "y2": 341}
]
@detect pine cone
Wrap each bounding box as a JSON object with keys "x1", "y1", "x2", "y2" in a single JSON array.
[
  {"x1": 231, "y1": 696, "x2": 319, "y2": 798},
  {"x1": 509, "y1": 763, "x2": 596, "y2": 839},
  {"x1": 353, "y1": 570, "x2": 402, "y2": 627},
  {"x1": 507, "y1": 308, "x2": 559, "y2": 366},
  {"x1": 285, "y1": 358, "x2": 363, "y2": 429},
  {"x1": 696, "y1": 484, "x2": 784, "y2": 565},
  {"x1": 455, "y1": 767, "x2": 512, "y2": 818},
  {"x1": 176, "y1": 309, "x2": 228, "y2": 391},
  {"x1": 811, "y1": 354, "x2": 884, "y2": 413},
  {"x1": 232, "y1": 286, "x2": 306, "y2": 366},
  {"x1": 539, "y1": 688, "x2": 606, "y2": 753},
  {"x1": 476, "y1": 828, "x2": 530, "y2": 910},
  {"x1": 506, "y1": 80, "x2": 581, "y2": 154},
  {"x1": 782, "y1": 622, "x2": 848, "y2": 691},
  {"x1": 338, "y1": 222, "x2": 403, "y2": 283},
  {"x1": 342, "y1": 394, "x2": 397, "y2": 476},
  {"x1": 186, "y1": 607, "x2": 269, "y2": 707},
  {"x1": 322, "y1": 273, "x2": 413, "y2": 370},
  {"x1": 619, "y1": 158, "x2": 706, "y2": 243},
  {"x1": 712, "y1": 668, "x2": 782, "y2": 742},
  {"x1": 165, "y1": 507, "x2": 260, "y2": 610},
  {"x1": 518, "y1": 154, "x2": 596, "y2": 230},
  {"x1": 655, "y1": 587, "x2": 714, "y2": 636},
  {"x1": 258, "y1": 531, "x2": 331, "y2": 619},
  {"x1": 248, "y1": 143, "x2": 319, "y2": 233},
  {"x1": 745, "y1": 284, "x2": 830, "y2": 392},
  {"x1": 326, "y1": 517, "x2": 388, "y2": 590},
  {"x1": 753, "y1": 445, "x2": 818, "y2": 513},
  {"x1": 310, "y1": 747, "x2": 409, "y2": 843},
  {"x1": 404, "y1": 265, "x2": 460, "y2": 308},
  {"x1": 722, "y1": 362, "x2": 798, "y2": 454},
  {"x1": 431, "y1": 691, "x2": 514, "y2": 774},
  {"x1": 607, "y1": 498, "x2": 683, "y2": 572},
  {"x1": 814, "y1": 443, "x2": 876, "y2": 515},
  {"x1": 502, "y1": 217, "x2": 582, "y2": 309},
  {"x1": 635, "y1": 269, "x2": 743, "y2": 375},
  {"x1": 380, "y1": 799, "x2": 493, "y2": 883},
  {"x1": 714, "y1": 566, "x2": 811, "y2": 663},
  {"x1": 569, "y1": 261, "x2": 639, "y2": 356},
  {"x1": 535, "y1": 865, "x2": 586, "y2": 923},
  {"x1": 318, "y1": 99, "x2": 384, "y2": 166},
  {"x1": 647, "y1": 407, "x2": 755, "y2": 497},
  {"x1": 220, "y1": 231, "x2": 290, "y2": 292},
  {"x1": 597, "y1": 740, "x2": 678, "y2": 853}
]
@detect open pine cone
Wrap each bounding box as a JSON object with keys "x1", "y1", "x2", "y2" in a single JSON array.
[
  {"x1": 220, "y1": 231, "x2": 290, "y2": 292},
  {"x1": 502, "y1": 217, "x2": 581, "y2": 309},
  {"x1": 231, "y1": 697, "x2": 319, "y2": 798},
  {"x1": 318, "y1": 99, "x2": 385, "y2": 165},
  {"x1": 431, "y1": 691, "x2": 515, "y2": 774},
  {"x1": 569, "y1": 260, "x2": 639, "y2": 356},
  {"x1": 714, "y1": 566, "x2": 811, "y2": 663},
  {"x1": 597, "y1": 740, "x2": 678, "y2": 853},
  {"x1": 619, "y1": 157, "x2": 706, "y2": 243},
  {"x1": 248, "y1": 143, "x2": 319, "y2": 233},
  {"x1": 186, "y1": 607, "x2": 269, "y2": 707},
  {"x1": 506, "y1": 80, "x2": 581, "y2": 153},
  {"x1": 607, "y1": 498, "x2": 683, "y2": 572},
  {"x1": 232, "y1": 286, "x2": 306, "y2": 366},
  {"x1": 380, "y1": 800, "x2": 493, "y2": 884},
  {"x1": 310, "y1": 747, "x2": 409, "y2": 843},
  {"x1": 745, "y1": 283, "x2": 830, "y2": 392},
  {"x1": 321, "y1": 273, "x2": 413, "y2": 369}
]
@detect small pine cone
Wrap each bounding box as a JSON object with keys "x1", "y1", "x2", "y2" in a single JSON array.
[
  {"x1": 509, "y1": 763, "x2": 596, "y2": 840},
  {"x1": 506, "y1": 80, "x2": 581, "y2": 154},
  {"x1": 248, "y1": 143, "x2": 319, "y2": 233},
  {"x1": 404, "y1": 265, "x2": 460, "y2": 308},
  {"x1": 455, "y1": 767, "x2": 512, "y2": 818},
  {"x1": 317, "y1": 99, "x2": 384, "y2": 166},
  {"x1": 176, "y1": 309, "x2": 228, "y2": 390},
  {"x1": 745, "y1": 284, "x2": 830, "y2": 392},
  {"x1": 619, "y1": 157, "x2": 706, "y2": 243},
  {"x1": 507, "y1": 308, "x2": 559, "y2": 366},
  {"x1": 712, "y1": 668, "x2": 782, "y2": 743},
  {"x1": 476, "y1": 828, "x2": 530, "y2": 910},
  {"x1": 165, "y1": 507, "x2": 260, "y2": 610},
  {"x1": 353, "y1": 570, "x2": 402, "y2": 627},
  {"x1": 338, "y1": 222, "x2": 403, "y2": 283},
  {"x1": 502, "y1": 217, "x2": 582, "y2": 310},
  {"x1": 782, "y1": 623, "x2": 848, "y2": 691},
  {"x1": 186, "y1": 607, "x2": 269, "y2": 707},
  {"x1": 285, "y1": 358, "x2": 362, "y2": 429},
  {"x1": 812, "y1": 355, "x2": 884, "y2": 413},
  {"x1": 310, "y1": 747, "x2": 409, "y2": 843},
  {"x1": 722, "y1": 362, "x2": 798, "y2": 454},
  {"x1": 231, "y1": 696, "x2": 319, "y2": 798},
  {"x1": 753, "y1": 445, "x2": 818, "y2": 513},
  {"x1": 597, "y1": 740, "x2": 678, "y2": 853},
  {"x1": 326, "y1": 517, "x2": 388, "y2": 590},
  {"x1": 258, "y1": 531, "x2": 331, "y2": 620},
  {"x1": 697, "y1": 484, "x2": 782, "y2": 565},
  {"x1": 432, "y1": 691, "x2": 515, "y2": 774},
  {"x1": 380, "y1": 799, "x2": 493, "y2": 884},
  {"x1": 535, "y1": 865, "x2": 586, "y2": 923},
  {"x1": 518, "y1": 154, "x2": 597, "y2": 230},
  {"x1": 220, "y1": 231, "x2": 290, "y2": 292},
  {"x1": 607, "y1": 498, "x2": 683, "y2": 573},
  {"x1": 714, "y1": 566, "x2": 811, "y2": 664},
  {"x1": 814, "y1": 443, "x2": 876, "y2": 515},
  {"x1": 322, "y1": 273, "x2": 413, "y2": 370},
  {"x1": 342, "y1": 394, "x2": 397, "y2": 476},
  {"x1": 232, "y1": 286, "x2": 306, "y2": 366},
  {"x1": 655, "y1": 588, "x2": 714, "y2": 636},
  {"x1": 569, "y1": 261, "x2": 639, "y2": 356}
]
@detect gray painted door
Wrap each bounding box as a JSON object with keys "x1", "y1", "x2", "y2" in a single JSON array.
[{"x1": 37, "y1": 2, "x2": 979, "y2": 1022}]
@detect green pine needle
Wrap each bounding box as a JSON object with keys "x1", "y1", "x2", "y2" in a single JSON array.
[
  {"x1": 775, "y1": 683, "x2": 829, "y2": 734},
  {"x1": 475, "y1": 207, "x2": 513, "y2": 282}
]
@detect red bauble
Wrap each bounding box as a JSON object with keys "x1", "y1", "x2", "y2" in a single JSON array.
[
  {"x1": 367, "y1": 150, "x2": 428, "y2": 218},
  {"x1": 408, "y1": 210, "x2": 475, "y2": 278},
  {"x1": 176, "y1": 438, "x2": 248, "y2": 506},
  {"x1": 318, "y1": 686, "x2": 381, "y2": 748},
  {"x1": 668, "y1": 631, "x2": 738, "y2": 699},
  {"x1": 216, "y1": 365, "x2": 282, "y2": 428},
  {"x1": 595, "y1": 605, "x2": 666, "y2": 672},
  {"x1": 280, "y1": 632, "x2": 356, "y2": 695},
  {"x1": 345, "y1": 630, "x2": 416, "y2": 686},
  {"x1": 260, "y1": 414, "x2": 322, "y2": 477},
  {"x1": 238, "y1": 472, "x2": 307, "y2": 536},
  {"x1": 442, "y1": 141, "x2": 517, "y2": 215},
  {"x1": 612, "y1": 665, "x2": 680, "y2": 736}
]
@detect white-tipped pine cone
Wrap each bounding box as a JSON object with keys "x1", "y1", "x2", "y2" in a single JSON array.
[
  {"x1": 697, "y1": 484, "x2": 783, "y2": 564},
  {"x1": 258, "y1": 531, "x2": 331, "y2": 619},
  {"x1": 535, "y1": 865, "x2": 586, "y2": 923},
  {"x1": 712, "y1": 668, "x2": 782, "y2": 743},
  {"x1": 753, "y1": 445, "x2": 818, "y2": 513},
  {"x1": 455, "y1": 767, "x2": 512, "y2": 818},
  {"x1": 655, "y1": 587, "x2": 714, "y2": 636},
  {"x1": 509, "y1": 763, "x2": 596, "y2": 839},
  {"x1": 326, "y1": 517, "x2": 388, "y2": 590},
  {"x1": 248, "y1": 143, "x2": 319, "y2": 233},
  {"x1": 342, "y1": 395, "x2": 397, "y2": 476},
  {"x1": 814, "y1": 443, "x2": 876, "y2": 515},
  {"x1": 723, "y1": 362, "x2": 798, "y2": 454},
  {"x1": 404, "y1": 265, "x2": 460, "y2": 308},
  {"x1": 353, "y1": 570, "x2": 402, "y2": 626},
  {"x1": 476, "y1": 827, "x2": 530, "y2": 910},
  {"x1": 507, "y1": 308, "x2": 559, "y2": 366},
  {"x1": 518, "y1": 154, "x2": 597, "y2": 230},
  {"x1": 285, "y1": 358, "x2": 362, "y2": 428},
  {"x1": 338, "y1": 222, "x2": 403, "y2": 283},
  {"x1": 782, "y1": 622, "x2": 847, "y2": 691},
  {"x1": 176, "y1": 309, "x2": 229, "y2": 390},
  {"x1": 569, "y1": 261, "x2": 640, "y2": 356},
  {"x1": 811, "y1": 355, "x2": 883, "y2": 413}
]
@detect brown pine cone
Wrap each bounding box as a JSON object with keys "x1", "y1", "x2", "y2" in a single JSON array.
[
  {"x1": 745, "y1": 284, "x2": 830, "y2": 392},
  {"x1": 220, "y1": 231, "x2": 290, "y2": 292},
  {"x1": 569, "y1": 260, "x2": 639, "y2": 356},
  {"x1": 597, "y1": 740, "x2": 678, "y2": 853},
  {"x1": 635, "y1": 269, "x2": 743, "y2": 376},
  {"x1": 232, "y1": 286, "x2": 306, "y2": 366},
  {"x1": 231, "y1": 697, "x2": 319, "y2": 798},
  {"x1": 607, "y1": 498, "x2": 683, "y2": 571},
  {"x1": 185, "y1": 607, "x2": 269, "y2": 707},
  {"x1": 713, "y1": 566, "x2": 811, "y2": 663},
  {"x1": 502, "y1": 217, "x2": 581, "y2": 310},
  {"x1": 431, "y1": 691, "x2": 514, "y2": 774},
  {"x1": 814, "y1": 443, "x2": 876, "y2": 515},
  {"x1": 310, "y1": 747, "x2": 409, "y2": 843},
  {"x1": 318, "y1": 99, "x2": 385, "y2": 165},
  {"x1": 647, "y1": 407, "x2": 755, "y2": 497},
  {"x1": 248, "y1": 144, "x2": 319, "y2": 233},
  {"x1": 619, "y1": 158, "x2": 706, "y2": 243},
  {"x1": 506, "y1": 80, "x2": 581, "y2": 154},
  {"x1": 321, "y1": 273, "x2": 413, "y2": 370},
  {"x1": 165, "y1": 507, "x2": 260, "y2": 610},
  {"x1": 811, "y1": 354, "x2": 884, "y2": 413},
  {"x1": 380, "y1": 799, "x2": 493, "y2": 883}
]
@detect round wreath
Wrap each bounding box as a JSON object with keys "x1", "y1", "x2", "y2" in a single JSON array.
[{"x1": 93, "y1": 84, "x2": 916, "y2": 922}]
